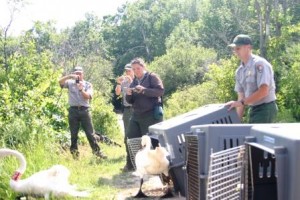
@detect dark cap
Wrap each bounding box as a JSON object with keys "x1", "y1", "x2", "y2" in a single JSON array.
[
  {"x1": 73, "y1": 66, "x2": 83, "y2": 73},
  {"x1": 124, "y1": 64, "x2": 132, "y2": 70},
  {"x1": 229, "y1": 34, "x2": 252, "y2": 47}
]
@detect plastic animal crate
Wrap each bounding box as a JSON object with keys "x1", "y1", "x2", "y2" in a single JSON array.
[
  {"x1": 147, "y1": 104, "x2": 241, "y2": 196},
  {"x1": 245, "y1": 123, "x2": 300, "y2": 200},
  {"x1": 185, "y1": 124, "x2": 253, "y2": 200}
]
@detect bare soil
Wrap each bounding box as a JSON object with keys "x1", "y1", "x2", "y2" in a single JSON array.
[{"x1": 114, "y1": 172, "x2": 185, "y2": 200}]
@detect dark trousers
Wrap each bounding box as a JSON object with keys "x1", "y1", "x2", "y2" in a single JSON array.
[
  {"x1": 68, "y1": 107, "x2": 100, "y2": 154},
  {"x1": 122, "y1": 107, "x2": 133, "y2": 167},
  {"x1": 249, "y1": 101, "x2": 278, "y2": 123},
  {"x1": 126, "y1": 110, "x2": 162, "y2": 167}
]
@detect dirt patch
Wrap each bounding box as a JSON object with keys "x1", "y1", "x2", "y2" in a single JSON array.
[{"x1": 114, "y1": 172, "x2": 185, "y2": 200}]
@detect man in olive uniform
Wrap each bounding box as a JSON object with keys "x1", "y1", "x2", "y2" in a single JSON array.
[
  {"x1": 59, "y1": 66, "x2": 107, "y2": 159},
  {"x1": 226, "y1": 34, "x2": 278, "y2": 123}
]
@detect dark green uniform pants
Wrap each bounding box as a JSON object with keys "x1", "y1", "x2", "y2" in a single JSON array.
[
  {"x1": 68, "y1": 107, "x2": 100, "y2": 155},
  {"x1": 249, "y1": 101, "x2": 278, "y2": 123}
]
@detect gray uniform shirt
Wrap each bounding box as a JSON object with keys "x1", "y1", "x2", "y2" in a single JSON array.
[
  {"x1": 63, "y1": 79, "x2": 93, "y2": 107},
  {"x1": 121, "y1": 79, "x2": 132, "y2": 107},
  {"x1": 234, "y1": 54, "x2": 276, "y2": 106}
]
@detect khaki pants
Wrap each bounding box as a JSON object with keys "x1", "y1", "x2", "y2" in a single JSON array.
[{"x1": 122, "y1": 107, "x2": 133, "y2": 167}]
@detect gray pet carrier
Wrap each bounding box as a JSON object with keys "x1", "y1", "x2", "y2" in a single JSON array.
[
  {"x1": 185, "y1": 124, "x2": 253, "y2": 199},
  {"x1": 245, "y1": 123, "x2": 300, "y2": 200},
  {"x1": 147, "y1": 104, "x2": 241, "y2": 196}
]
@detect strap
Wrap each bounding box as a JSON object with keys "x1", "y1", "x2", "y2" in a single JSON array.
[{"x1": 149, "y1": 72, "x2": 163, "y2": 107}]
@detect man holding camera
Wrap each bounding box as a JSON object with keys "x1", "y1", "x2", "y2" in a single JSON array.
[
  {"x1": 59, "y1": 66, "x2": 107, "y2": 159},
  {"x1": 115, "y1": 64, "x2": 135, "y2": 172}
]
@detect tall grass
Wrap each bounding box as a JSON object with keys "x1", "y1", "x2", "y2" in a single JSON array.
[{"x1": 0, "y1": 130, "x2": 127, "y2": 200}]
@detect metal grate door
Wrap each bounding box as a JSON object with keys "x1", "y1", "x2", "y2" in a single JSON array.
[
  {"x1": 206, "y1": 145, "x2": 246, "y2": 200},
  {"x1": 127, "y1": 137, "x2": 142, "y2": 170},
  {"x1": 186, "y1": 135, "x2": 201, "y2": 200}
]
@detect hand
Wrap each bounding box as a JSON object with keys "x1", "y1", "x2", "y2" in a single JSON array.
[
  {"x1": 126, "y1": 87, "x2": 133, "y2": 95},
  {"x1": 69, "y1": 74, "x2": 78, "y2": 79},
  {"x1": 124, "y1": 75, "x2": 133, "y2": 83},
  {"x1": 225, "y1": 100, "x2": 243, "y2": 111},
  {"x1": 116, "y1": 76, "x2": 125, "y2": 84},
  {"x1": 77, "y1": 81, "x2": 83, "y2": 91},
  {"x1": 134, "y1": 85, "x2": 145, "y2": 93}
]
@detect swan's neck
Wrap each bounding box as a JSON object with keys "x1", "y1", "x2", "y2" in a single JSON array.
[{"x1": 0, "y1": 148, "x2": 26, "y2": 181}]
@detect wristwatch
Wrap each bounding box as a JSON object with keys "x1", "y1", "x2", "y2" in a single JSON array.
[{"x1": 240, "y1": 99, "x2": 245, "y2": 105}]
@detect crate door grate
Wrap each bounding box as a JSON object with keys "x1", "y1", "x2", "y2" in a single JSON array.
[
  {"x1": 206, "y1": 145, "x2": 246, "y2": 200},
  {"x1": 127, "y1": 137, "x2": 142, "y2": 170},
  {"x1": 186, "y1": 135, "x2": 200, "y2": 200}
]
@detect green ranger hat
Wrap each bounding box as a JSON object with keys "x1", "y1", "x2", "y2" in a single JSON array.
[{"x1": 229, "y1": 34, "x2": 252, "y2": 47}]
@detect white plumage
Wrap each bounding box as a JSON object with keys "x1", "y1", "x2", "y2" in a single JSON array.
[
  {"x1": 134, "y1": 135, "x2": 169, "y2": 178},
  {"x1": 133, "y1": 135, "x2": 171, "y2": 197},
  {"x1": 0, "y1": 148, "x2": 89, "y2": 200}
]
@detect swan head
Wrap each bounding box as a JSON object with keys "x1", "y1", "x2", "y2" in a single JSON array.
[
  {"x1": 141, "y1": 135, "x2": 152, "y2": 149},
  {"x1": 11, "y1": 171, "x2": 23, "y2": 181}
]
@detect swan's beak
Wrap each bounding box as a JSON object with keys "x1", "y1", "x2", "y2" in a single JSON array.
[{"x1": 11, "y1": 171, "x2": 22, "y2": 181}]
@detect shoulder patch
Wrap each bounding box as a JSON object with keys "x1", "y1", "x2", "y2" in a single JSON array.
[{"x1": 256, "y1": 65, "x2": 263, "y2": 73}]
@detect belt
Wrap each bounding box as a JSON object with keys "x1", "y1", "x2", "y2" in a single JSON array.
[
  {"x1": 70, "y1": 106, "x2": 89, "y2": 110},
  {"x1": 252, "y1": 101, "x2": 275, "y2": 109}
]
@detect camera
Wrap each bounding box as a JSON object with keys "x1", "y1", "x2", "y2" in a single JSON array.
[
  {"x1": 76, "y1": 77, "x2": 80, "y2": 84},
  {"x1": 132, "y1": 88, "x2": 138, "y2": 92}
]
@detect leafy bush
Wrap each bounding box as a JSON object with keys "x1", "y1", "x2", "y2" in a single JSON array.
[
  {"x1": 164, "y1": 81, "x2": 219, "y2": 118},
  {"x1": 149, "y1": 42, "x2": 217, "y2": 96},
  {"x1": 91, "y1": 92, "x2": 122, "y2": 139}
]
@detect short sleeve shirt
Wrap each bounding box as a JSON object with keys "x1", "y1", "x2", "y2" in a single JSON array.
[
  {"x1": 234, "y1": 54, "x2": 276, "y2": 106},
  {"x1": 121, "y1": 79, "x2": 132, "y2": 107},
  {"x1": 63, "y1": 79, "x2": 93, "y2": 107}
]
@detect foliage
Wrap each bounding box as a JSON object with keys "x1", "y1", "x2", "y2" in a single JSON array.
[
  {"x1": 102, "y1": 0, "x2": 194, "y2": 74},
  {"x1": 149, "y1": 42, "x2": 217, "y2": 96},
  {"x1": 165, "y1": 19, "x2": 202, "y2": 49},
  {"x1": 91, "y1": 91, "x2": 122, "y2": 138},
  {"x1": 0, "y1": 36, "x2": 65, "y2": 142},
  {"x1": 197, "y1": 0, "x2": 254, "y2": 58},
  {"x1": 204, "y1": 57, "x2": 238, "y2": 102},
  {"x1": 164, "y1": 57, "x2": 237, "y2": 118},
  {"x1": 1, "y1": 0, "x2": 300, "y2": 198},
  {"x1": 164, "y1": 81, "x2": 219, "y2": 118},
  {"x1": 279, "y1": 44, "x2": 300, "y2": 120}
]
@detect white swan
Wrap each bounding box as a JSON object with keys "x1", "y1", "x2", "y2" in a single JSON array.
[
  {"x1": 133, "y1": 135, "x2": 171, "y2": 197},
  {"x1": 0, "y1": 148, "x2": 89, "y2": 200}
]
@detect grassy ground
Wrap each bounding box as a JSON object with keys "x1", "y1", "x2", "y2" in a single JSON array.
[
  {"x1": 0, "y1": 115, "x2": 183, "y2": 199},
  {"x1": 0, "y1": 133, "x2": 178, "y2": 199}
]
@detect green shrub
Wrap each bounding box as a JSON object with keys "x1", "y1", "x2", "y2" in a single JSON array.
[{"x1": 91, "y1": 92, "x2": 122, "y2": 139}]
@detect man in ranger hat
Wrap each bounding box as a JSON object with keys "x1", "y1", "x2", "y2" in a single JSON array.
[
  {"x1": 59, "y1": 66, "x2": 107, "y2": 159},
  {"x1": 226, "y1": 34, "x2": 278, "y2": 123}
]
